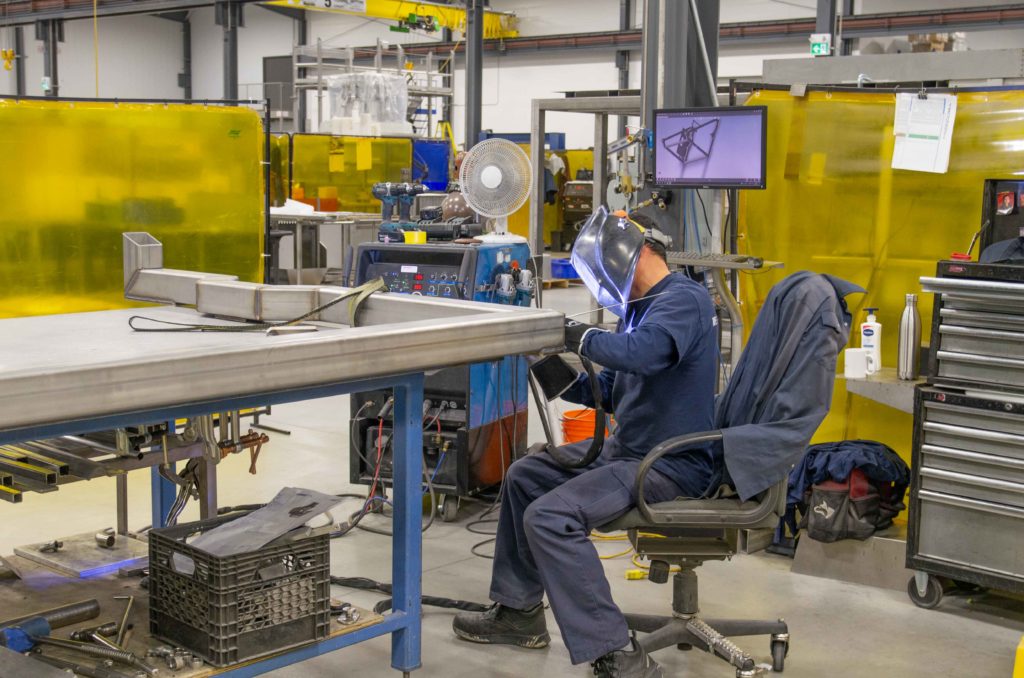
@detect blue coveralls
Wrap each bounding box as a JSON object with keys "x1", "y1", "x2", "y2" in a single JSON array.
[{"x1": 488, "y1": 272, "x2": 721, "y2": 665}]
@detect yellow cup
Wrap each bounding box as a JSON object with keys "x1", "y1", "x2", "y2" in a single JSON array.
[{"x1": 403, "y1": 231, "x2": 427, "y2": 244}]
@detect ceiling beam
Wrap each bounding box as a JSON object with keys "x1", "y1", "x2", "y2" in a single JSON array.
[
  {"x1": 0, "y1": 0, "x2": 265, "y2": 26},
  {"x1": 354, "y1": 4, "x2": 1024, "y2": 58}
]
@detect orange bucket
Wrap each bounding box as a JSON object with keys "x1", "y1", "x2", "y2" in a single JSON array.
[{"x1": 561, "y1": 409, "x2": 611, "y2": 444}]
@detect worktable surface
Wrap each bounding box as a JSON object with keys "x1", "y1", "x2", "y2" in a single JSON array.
[{"x1": 0, "y1": 302, "x2": 563, "y2": 434}]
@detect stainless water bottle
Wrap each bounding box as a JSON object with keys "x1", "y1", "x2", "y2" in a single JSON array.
[{"x1": 898, "y1": 294, "x2": 922, "y2": 380}]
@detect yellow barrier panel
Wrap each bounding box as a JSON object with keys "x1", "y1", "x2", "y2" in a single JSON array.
[
  {"x1": 739, "y1": 88, "x2": 1024, "y2": 462},
  {"x1": 1014, "y1": 636, "x2": 1024, "y2": 678},
  {"x1": 269, "y1": 133, "x2": 290, "y2": 208},
  {"x1": 505, "y1": 146, "x2": 594, "y2": 249},
  {"x1": 0, "y1": 99, "x2": 265, "y2": 320},
  {"x1": 290, "y1": 134, "x2": 412, "y2": 214}
]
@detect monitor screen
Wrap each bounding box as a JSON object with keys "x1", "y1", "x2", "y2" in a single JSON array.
[{"x1": 653, "y1": 106, "x2": 767, "y2": 189}]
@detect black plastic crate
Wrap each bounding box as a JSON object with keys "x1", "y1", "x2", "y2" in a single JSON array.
[{"x1": 148, "y1": 513, "x2": 331, "y2": 667}]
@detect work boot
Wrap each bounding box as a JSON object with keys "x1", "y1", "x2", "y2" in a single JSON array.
[
  {"x1": 452, "y1": 603, "x2": 550, "y2": 649},
  {"x1": 591, "y1": 639, "x2": 662, "y2": 678}
]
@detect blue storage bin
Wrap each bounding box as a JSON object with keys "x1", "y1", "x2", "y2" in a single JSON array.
[
  {"x1": 551, "y1": 259, "x2": 578, "y2": 279},
  {"x1": 412, "y1": 139, "x2": 451, "y2": 191}
]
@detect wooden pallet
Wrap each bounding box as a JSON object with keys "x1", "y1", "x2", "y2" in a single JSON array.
[{"x1": 542, "y1": 278, "x2": 583, "y2": 289}]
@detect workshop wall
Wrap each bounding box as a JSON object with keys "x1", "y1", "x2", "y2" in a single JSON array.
[
  {"x1": 0, "y1": 100, "x2": 265, "y2": 319},
  {"x1": 738, "y1": 87, "x2": 1024, "y2": 464}
]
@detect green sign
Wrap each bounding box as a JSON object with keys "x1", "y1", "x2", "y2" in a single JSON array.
[{"x1": 810, "y1": 41, "x2": 831, "y2": 56}]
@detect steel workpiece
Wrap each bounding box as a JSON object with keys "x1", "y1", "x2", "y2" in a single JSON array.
[{"x1": 0, "y1": 298, "x2": 563, "y2": 435}]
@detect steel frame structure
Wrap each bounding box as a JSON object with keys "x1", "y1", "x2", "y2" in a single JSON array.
[{"x1": 0, "y1": 370, "x2": 427, "y2": 677}]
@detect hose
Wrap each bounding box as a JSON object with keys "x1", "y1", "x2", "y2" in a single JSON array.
[{"x1": 539, "y1": 355, "x2": 607, "y2": 469}]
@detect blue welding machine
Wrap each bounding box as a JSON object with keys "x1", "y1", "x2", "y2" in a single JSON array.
[{"x1": 349, "y1": 240, "x2": 535, "y2": 520}]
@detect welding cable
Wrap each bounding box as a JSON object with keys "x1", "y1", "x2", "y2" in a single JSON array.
[
  {"x1": 543, "y1": 355, "x2": 606, "y2": 469},
  {"x1": 330, "y1": 575, "x2": 489, "y2": 615},
  {"x1": 351, "y1": 448, "x2": 438, "y2": 536},
  {"x1": 332, "y1": 418, "x2": 440, "y2": 537},
  {"x1": 128, "y1": 277, "x2": 385, "y2": 332},
  {"x1": 349, "y1": 401, "x2": 376, "y2": 469}
]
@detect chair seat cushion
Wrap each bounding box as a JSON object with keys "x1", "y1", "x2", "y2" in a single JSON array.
[{"x1": 598, "y1": 497, "x2": 770, "y2": 532}]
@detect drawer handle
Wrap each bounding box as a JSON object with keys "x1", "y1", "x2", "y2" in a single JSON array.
[
  {"x1": 922, "y1": 276, "x2": 1024, "y2": 296},
  {"x1": 924, "y1": 421, "x2": 1024, "y2": 445},
  {"x1": 919, "y1": 489, "x2": 1024, "y2": 520},
  {"x1": 921, "y1": 466, "x2": 1024, "y2": 494},
  {"x1": 941, "y1": 308, "x2": 1024, "y2": 328},
  {"x1": 939, "y1": 324, "x2": 1024, "y2": 341},
  {"x1": 922, "y1": 444, "x2": 1024, "y2": 470},
  {"x1": 936, "y1": 350, "x2": 1024, "y2": 368}
]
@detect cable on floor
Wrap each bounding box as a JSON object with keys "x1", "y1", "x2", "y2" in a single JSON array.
[{"x1": 331, "y1": 576, "x2": 489, "y2": 616}]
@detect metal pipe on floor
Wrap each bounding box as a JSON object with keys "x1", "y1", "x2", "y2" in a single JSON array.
[{"x1": 0, "y1": 600, "x2": 100, "y2": 630}]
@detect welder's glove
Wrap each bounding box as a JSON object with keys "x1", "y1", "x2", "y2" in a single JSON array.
[{"x1": 564, "y1": 318, "x2": 606, "y2": 356}]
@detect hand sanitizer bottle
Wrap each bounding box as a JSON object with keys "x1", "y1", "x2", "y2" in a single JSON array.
[{"x1": 861, "y1": 308, "x2": 881, "y2": 374}]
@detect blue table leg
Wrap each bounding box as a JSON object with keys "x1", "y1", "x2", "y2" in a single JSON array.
[
  {"x1": 151, "y1": 464, "x2": 177, "y2": 529},
  {"x1": 390, "y1": 374, "x2": 424, "y2": 674}
]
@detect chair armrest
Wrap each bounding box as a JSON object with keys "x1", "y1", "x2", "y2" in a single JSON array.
[{"x1": 635, "y1": 430, "x2": 784, "y2": 527}]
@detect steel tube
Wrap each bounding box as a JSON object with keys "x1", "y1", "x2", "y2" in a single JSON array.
[
  {"x1": 0, "y1": 458, "x2": 56, "y2": 485},
  {"x1": 32, "y1": 637, "x2": 135, "y2": 666},
  {"x1": 14, "y1": 27, "x2": 25, "y2": 96},
  {"x1": 464, "y1": 0, "x2": 484, "y2": 148},
  {"x1": 0, "y1": 600, "x2": 100, "y2": 630},
  {"x1": 114, "y1": 597, "x2": 133, "y2": 647}
]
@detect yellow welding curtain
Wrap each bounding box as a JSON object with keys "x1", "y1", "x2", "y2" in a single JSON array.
[
  {"x1": 0, "y1": 99, "x2": 265, "y2": 319},
  {"x1": 290, "y1": 134, "x2": 412, "y2": 214},
  {"x1": 739, "y1": 88, "x2": 1024, "y2": 464}
]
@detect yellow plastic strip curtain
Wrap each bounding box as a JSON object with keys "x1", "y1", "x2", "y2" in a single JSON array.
[
  {"x1": 738, "y1": 88, "x2": 1024, "y2": 462},
  {"x1": 290, "y1": 134, "x2": 412, "y2": 214},
  {"x1": 0, "y1": 99, "x2": 265, "y2": 319}
]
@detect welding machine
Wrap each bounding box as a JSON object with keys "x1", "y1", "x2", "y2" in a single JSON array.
[{"x1": 349, "y1": 240, "x2": 535, "y2": 520}]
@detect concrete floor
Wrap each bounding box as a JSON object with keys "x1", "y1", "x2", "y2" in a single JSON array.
[{"x1": 2, "y1": 285, "x2": 1023, "y2": 677}]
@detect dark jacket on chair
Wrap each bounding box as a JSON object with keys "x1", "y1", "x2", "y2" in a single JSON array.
[{"x1": 715, "y1": 272, "x2": 864, "y2": 501}]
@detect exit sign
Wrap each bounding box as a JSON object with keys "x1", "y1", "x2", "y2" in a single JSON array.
[{"x1": 810, "y1": 33, "x2": 832, "y2": 56}]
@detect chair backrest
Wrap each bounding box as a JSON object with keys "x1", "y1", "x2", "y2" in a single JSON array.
[{"x1": 714, "y1": 271, "x2": 859, "y2": 501}]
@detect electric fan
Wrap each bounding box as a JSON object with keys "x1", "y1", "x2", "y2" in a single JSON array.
[{"x1": 459, "y1": 138, "x2": 533, "y2": 243}]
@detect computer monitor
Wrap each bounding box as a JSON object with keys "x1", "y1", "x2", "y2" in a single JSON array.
[{"x1": 653, "y1": 106, "x2": 767, "y2": 189}]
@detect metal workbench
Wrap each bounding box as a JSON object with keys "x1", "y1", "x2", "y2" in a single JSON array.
[{"x1": 0, "y1": 295, "x2": 562, "y2": 675}]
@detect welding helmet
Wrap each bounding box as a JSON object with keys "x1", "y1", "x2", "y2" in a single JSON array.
[{"x1": 571, "y1": 206, "x2": 649, "y2": 317}]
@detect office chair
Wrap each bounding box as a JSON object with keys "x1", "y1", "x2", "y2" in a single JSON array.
[
  {"x1": 600, "y1": 442, "x2": 789, "y2": 677},
  {"x1": 599, "y1": 272, "x2": 857, "y2": 677}
]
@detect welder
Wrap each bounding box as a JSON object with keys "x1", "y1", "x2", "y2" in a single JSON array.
[{"x1": 453, "y1": 207, "x2": 721, "y2": 678}]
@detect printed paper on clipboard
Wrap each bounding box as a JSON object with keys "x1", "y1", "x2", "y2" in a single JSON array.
[{"x1": 891, "y1": 93, "x2": 958, "y2": 174}]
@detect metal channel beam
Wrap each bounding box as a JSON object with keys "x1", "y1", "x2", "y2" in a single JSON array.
[
  {"x1": 1, "y1": 0, "x2": 264, "y2": 25},
  {"x1": 0, "y1": 445, "x2": 69, "y2": 476},
  {"x1": 816, "y1": 0, "x2": 836, "y2": 38},
  {"x1": 360, "y1": 4, "x2": 1024, "y2": 58},
  {"x1": 529, "y1": 96, "x2": 641, "y2": 255},
  {"x1": 763, "y1": 48, "x2": 1024, "y2": 85},
  {"x1": 21, "y1": 441, "x2": 106, "y2": 479},
  {"x1": 0, "y1": 457, "x2": 57, "y2": 485},
  {"x1": 36, "y1": 19, "x2": 62, "y2": 97},
  {"x1": 216, "y1": 1, "x2": 244, "y2": 100}
]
